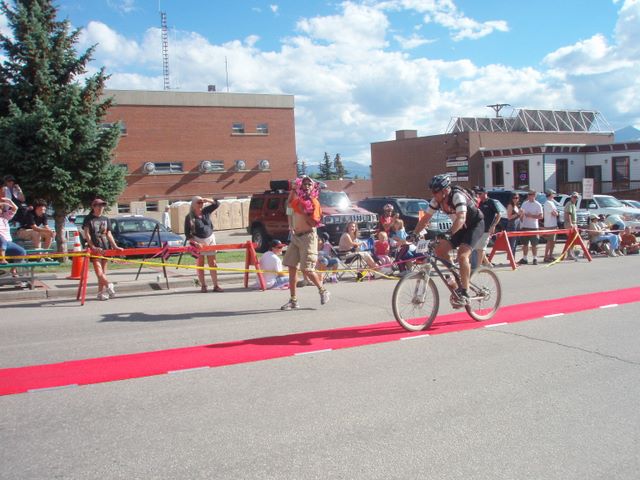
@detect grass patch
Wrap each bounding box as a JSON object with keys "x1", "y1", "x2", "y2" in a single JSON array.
[{"x1": 27, "y1": 250, "x2": 251, "y2": 273}]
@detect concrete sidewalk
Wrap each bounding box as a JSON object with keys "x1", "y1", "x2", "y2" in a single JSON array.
[{"x1": 0, "y1": 261, "x2": 256, "y2": 302}]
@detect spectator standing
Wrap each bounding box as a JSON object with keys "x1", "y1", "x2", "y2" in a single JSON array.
[
  {"x1": 563, "y1": 192, "x2": 580, "y2": 260},
  {"x1": 505, "y1": 194, "x2": 521, "y2": 256},
  {"x1": 542, "y1": 189, "x2": 560, "y2": 262},
  {"x1": 1, "y1": 197, "x2": 27, "y2": 273},
  {"x1": 378, "y1": 204, "x2": 395, "y2": 234},
  {"x1": 185, "y1": 196, "x2": 223, "y2": 293},
  {"x1": 2, "y1": 175, "x2": 27, "y2": 225},
  {"x1": 162, "y1": 206, "x2": 171, "y2": 231},
  {"x1": 281, "y1": 176, "x2": 330, "y2": 310},
  {"x1": 82, "y1": 198, "x2": 124, "y2": 301},
  {"x1": 259, "y1": 239, "x2": 289, "y2": 289},
  {"x1": 16, "y1": 198, "x2": 55, "y2": 253},
  {"x1": 518, "y1": 190, "x2": 543, "y2": 265},
  {"x1": 474, "y1": 187, "x2": 501, "y2": 268}
]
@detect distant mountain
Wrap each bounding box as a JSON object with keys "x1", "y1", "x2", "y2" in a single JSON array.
[
  {"x1": 614, "y1": 126, "x2": 640, "y2": 142},
  {"x1": 304, "y1": 160, "x2": 371, "y2": 179}
]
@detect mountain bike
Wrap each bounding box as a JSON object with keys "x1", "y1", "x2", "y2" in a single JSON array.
[{"x1": 392, "y1": 238, "x2": 502, "y2": 331}]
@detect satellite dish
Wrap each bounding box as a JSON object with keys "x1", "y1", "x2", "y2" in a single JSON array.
[
  {"x1": 258, "y1": 159, "x2": 270, "y2": 171},
  {"x1": 235, "y1": 160, "x2": 247, "y2": 171},
  {"x1": 143, "y1": 162, "x2": 156, "y2": 174}
]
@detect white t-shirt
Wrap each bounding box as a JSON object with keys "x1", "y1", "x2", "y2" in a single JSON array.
[
  {"x1": 259, "y1": 250, "x2": 284, "y2": 289},
  {"x1": 543, "y1": 200, "x2": 558, "y2": 228},
  {"x1": 521, "y1": 200, "x2": 543, "y2": 229}
]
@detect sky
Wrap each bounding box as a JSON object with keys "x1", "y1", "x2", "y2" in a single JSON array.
[{"x1": 1, "y1": 0, "x2": 639, "y2": 167}]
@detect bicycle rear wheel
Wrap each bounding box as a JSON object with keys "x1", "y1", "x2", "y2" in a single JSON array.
[
  {"x1": 392, "y1": 271, "x2": 439, "y2": 331},
  {"x1": 465, "y1": 268, "x2": 501, "y2": 321}
]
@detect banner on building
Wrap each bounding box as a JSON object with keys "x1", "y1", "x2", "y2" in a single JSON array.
[{"x1": 582, "y1": 178, "x2": 594, "y2": 199}]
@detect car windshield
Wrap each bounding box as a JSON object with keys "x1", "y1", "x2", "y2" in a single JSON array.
[
  {"x1": 597, "y1": 196, "x2": 624, "y2": 208},
  {"x1": 116, "y1": 218, "x2": 167, "y2": 233},
  {"x1": 319, "y1": 191, "x2": 351, "y2": 209},
  {"x1": 398, "y1": 199, "x2": 429, "y2": 215}
]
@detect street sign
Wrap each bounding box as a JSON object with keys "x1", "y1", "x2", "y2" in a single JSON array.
[{"x1": 582, "y1": 178, "x2": 594, "y2": 199}]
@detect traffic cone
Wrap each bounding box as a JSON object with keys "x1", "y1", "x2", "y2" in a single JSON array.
[{"x1": 67, "y1": 231, "x2": 83, "y2": 280}]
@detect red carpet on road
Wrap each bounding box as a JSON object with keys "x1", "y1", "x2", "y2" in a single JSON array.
[{"x1": 1, "y1": 287, "x2": 639, "y2": 396}]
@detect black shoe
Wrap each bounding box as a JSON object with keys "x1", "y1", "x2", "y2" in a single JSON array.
[
  {"x1": 517, "y1": 258, "x2": 528, "y2": 265},
  {"x1": 454, "y1": 287, "x2": 470, "y2": 304},
  {"x1": 532, "y1": 258, "x2": 538, "y2": 265}
]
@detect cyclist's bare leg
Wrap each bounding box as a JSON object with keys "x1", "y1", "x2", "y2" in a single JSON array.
[
  {"x1": 457, "y1": 244, "x2": 472, "y2": 290},
  {"x1": 434, "y1": 238, "x2": 453, "y2": 260}
]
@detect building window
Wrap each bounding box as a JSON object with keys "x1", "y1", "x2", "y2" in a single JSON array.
[
  {"x1": 146, "y1": 201, "x2": 159, "y2": 212},
  {"x1": 256, "y1": 123, "x2": 269, "y2": 134},
  {"x1": 492, "y1": 161, "x2": 504, "y2": 187},
  {"x1": 612, "y1": 156, "x2": 630, "y2": 186},
  {"x1": 118, "y1": 203, "x2": 130, "y2": 214},
  {"x1": 101, "y1": 122, "x2": 127, "y2": 136},
  {"x1": 556, "y1": 158, "x2": 568, "y2": 185},
  {"x1": 153, "y1": 162, "x2": 183, "y2": 173},
  {"x1": 232, "y1": 122, "x2": 245, "y2": 134},
  {"x1": 513, "y1": 160, "x2": 530, "y2": 189}
]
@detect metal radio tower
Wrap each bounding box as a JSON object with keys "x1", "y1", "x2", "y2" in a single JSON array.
[{"x1": 160, "y1": 11, "x2": 170, "y2": 90}]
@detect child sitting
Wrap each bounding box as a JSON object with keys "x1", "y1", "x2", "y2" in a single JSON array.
[
  {"x1": 374, "y1": 231, "x2": 393, "y2": 267},
  {"x1": 317, "y1": 232, "x2": 339, "y2": 282}
]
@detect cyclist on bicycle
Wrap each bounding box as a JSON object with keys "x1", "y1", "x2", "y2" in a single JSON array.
[{"x1": 413, "y1": 174, "x2": 484, "y2": 303}]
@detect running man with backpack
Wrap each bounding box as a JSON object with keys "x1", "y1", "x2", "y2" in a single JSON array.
[{"x1": 413, "y1": 174, "x2": 484, "y2": 303}]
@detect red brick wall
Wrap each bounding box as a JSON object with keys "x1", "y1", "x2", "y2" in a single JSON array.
[
  {"x1": 371, "y1": 131, "x2": 614, "y2": 198},
  {"x1": 106, "y1": 104, "x2": 297, "y2": 202}
]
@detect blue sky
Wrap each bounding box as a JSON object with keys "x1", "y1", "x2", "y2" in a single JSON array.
[{"x1": 2, "y1": 1, "x2": 638, "y2": 166}]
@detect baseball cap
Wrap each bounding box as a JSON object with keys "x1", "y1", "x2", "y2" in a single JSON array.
[
  {"x1": 571, "y1": 192, "x2": 579, "y2": 197},
  {"x1": 91, "y1": 198, "x2": 107, "y2": 206},
  {"x1": 474, "y1": 186, "x2": 486, "y2": 193},
  {"x1": 270, "y1": 239, "x2": 285, "y2": 249},
  {"x1": 545, "y1": 189, "x2": 556, "y2": 195}
]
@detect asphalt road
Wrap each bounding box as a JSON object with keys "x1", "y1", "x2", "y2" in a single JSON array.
[{"x1": 1, "y1": 255, "x2": 639, "y2": 479}]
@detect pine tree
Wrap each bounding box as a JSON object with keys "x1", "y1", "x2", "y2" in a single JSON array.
[
  {"x1": 333, "y1": 153, "x2": 349, "y2": 180},
  {"x1": 0, "y1": 0, "x2": 125, "y2": 252},
  {"x1": 318, "y1": 152, "x2": 334, "y2": 180},
  {"x1": 296, "y1": 156, "x2": 307, "y2": 177}
]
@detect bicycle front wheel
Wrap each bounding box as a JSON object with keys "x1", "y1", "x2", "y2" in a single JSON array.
[
  {"x1": 465, "y1": 268, "x2": 501, "y2": 321},
  {"x1": 392, "y1": 271, "x2": 439, "y2": 331}
]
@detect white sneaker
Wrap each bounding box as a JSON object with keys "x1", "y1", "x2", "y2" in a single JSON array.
[
  {"x1": 97, "y1": 291, "x2": 109, "y2": 301},
  {"x1": 319, "y1": 288, "x2": 331, "y2": 305},
  {"x1": 107, "y1": 283, "x2": 116, "y2": 298}
]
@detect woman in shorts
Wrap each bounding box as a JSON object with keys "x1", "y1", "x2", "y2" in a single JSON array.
[{"x1": 185, "y1": 196, "x2": 223, "y2": 293}]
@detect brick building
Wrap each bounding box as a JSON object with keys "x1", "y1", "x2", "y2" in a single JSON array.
[
  {"x1": 370, "y1": 109, "x2": 614, "y2": 198},
  {"x1": 103, "y1": 89, "x2": 297, "y2": 213}
]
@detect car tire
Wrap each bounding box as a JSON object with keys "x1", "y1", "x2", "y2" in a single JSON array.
[{"x1": 251, "y1": 225, "x2": 270, "y2": 253}]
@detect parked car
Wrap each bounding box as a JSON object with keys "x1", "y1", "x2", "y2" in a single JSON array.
[
  {"x1": 620, "y1": 199, "x2": 640, "y2": 209},
  {"x1": 356, "y1": 196, "x2": 452, "y2": 239},
  {"x1": 247, "y1": 180, "x2": 378, "y2": 252},
  {"x1": 555, "y1": 194, "x2": 640, "y2": 233},
  {"x1": 110, "y1": 216, "x2": 184, "y2": 249}
]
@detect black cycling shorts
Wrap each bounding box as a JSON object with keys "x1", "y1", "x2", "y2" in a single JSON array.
[{"x1": 450, "y1": 219, "x2": 485, "y2": 249}]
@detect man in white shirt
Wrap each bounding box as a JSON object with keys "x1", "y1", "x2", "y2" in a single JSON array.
[
  {"x1": 259, "y1": 239, "x2": 289, "y2": 289},
  {"x1": 518, "y1": 189, "x2": 543, "y2": 265},
  {"x1": 542, "y1": 189, "x2": 560, "y2": 262}
]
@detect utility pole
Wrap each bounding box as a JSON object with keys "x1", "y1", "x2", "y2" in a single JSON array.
[{"x1": 486, "y1": 103, "x2": 510, "y2": 117}]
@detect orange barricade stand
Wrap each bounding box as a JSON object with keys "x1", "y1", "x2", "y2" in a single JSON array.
[
  {"x1": 75, "y1": 242, "x2": 266, "y2": 305},
  {"x1": 488, "y1": 227, "x2": 592, "y2": 270}
]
